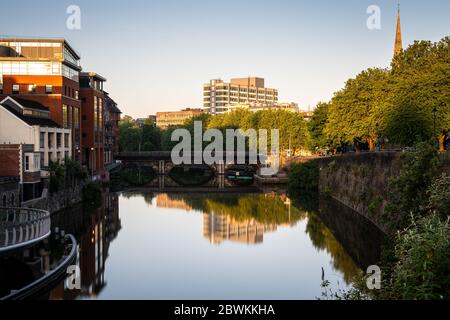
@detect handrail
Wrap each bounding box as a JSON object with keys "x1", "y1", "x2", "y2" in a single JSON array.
[
  {"x1": 1, "y1": 234, "x2": 77, "y2": 301},
  {"x1": 0, "y1": 207, "x2": 52, "y2": 253}
]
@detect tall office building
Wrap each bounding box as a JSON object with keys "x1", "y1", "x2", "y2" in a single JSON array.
[
  {"x1": 203, "y1": 77, "x2": 278, "y2": 114},
  {"x1": 0, "y1": 38, "x2": 82, "y2": 161}
]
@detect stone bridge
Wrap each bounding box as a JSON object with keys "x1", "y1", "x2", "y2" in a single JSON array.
[
  {"x1": 116, "y1": 151, "x2": 263, "y2": 174},
  {"x1": 115, "y1": 151, "x2": 264, "y2": 189}
]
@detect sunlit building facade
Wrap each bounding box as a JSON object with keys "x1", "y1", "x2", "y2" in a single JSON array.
[
  {"x1": 156, "y1": 108, "x2": 203, "y2": 128},
  {"x1": 203, "y1": 77, "x2": 278, "y2": 115},
  {"x1": 0, "y1": 38, "x2": 82, "y2": 161}
]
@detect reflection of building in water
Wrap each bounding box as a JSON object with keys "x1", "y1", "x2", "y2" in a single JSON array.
[
  {"x1": 78, "y1": 193, "x2": 121, "y2": 298},
  {"x1": 48, "y1": 192, "x2": 121, "y2": 300},
  {"x1": 203, "y1": 214, "x2": 277, "y2": 245},
  {"x1": 156, "y1": 193, "x2": 193, "y2": 212}
]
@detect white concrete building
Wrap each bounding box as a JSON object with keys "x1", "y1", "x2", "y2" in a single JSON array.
[
  {"x1": 0, "y1": 96, "x2": 71, "y2": 168},
  {"x1": 203, "y1": 77, "x2": 279, "y2": 115}
]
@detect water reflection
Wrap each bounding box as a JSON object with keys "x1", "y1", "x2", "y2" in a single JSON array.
[
  {"x1": 38, "y1": 190, "x2": 386, "y2": 299},
  {"x1": 48, "y1": 193, "x2": 121, "y2": 300}
]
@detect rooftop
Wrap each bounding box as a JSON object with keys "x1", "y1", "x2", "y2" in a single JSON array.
[
  {"x1": 0, "y1": 97, "x2": 60, "y2": 128},
  {"x1": 0, "y1": 36, "x2": 81, "y2": 60}
]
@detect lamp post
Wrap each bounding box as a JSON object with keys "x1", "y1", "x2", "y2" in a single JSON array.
[{"x1": 90, "y1": 147, "x2": 95, "y2": 178}]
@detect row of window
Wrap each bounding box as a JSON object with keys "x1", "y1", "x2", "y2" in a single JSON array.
[
  {"x1": 63, "y1": 86, "x2": 79, "y2": 99},
  {"x1": 1, "y1": 83, "x2": 54, "y2": 95},
  {"x1": 39, "y1": 132, "x2": 70, "y2": 149},
  {"x1": 41, "y1": 151, "x2": 70, "y2": 166},
  {"x1": 205, "y1": 86, "x2": 277, "y2": 94}
]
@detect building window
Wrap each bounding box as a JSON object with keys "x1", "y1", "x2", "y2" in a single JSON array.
[
  {"x1": 25, "y1": 155, "x2": 30, "y2": 171},
  {"x1": 2, "y1": 195, "x2": 6, "y2": 207},
  {"x1": 48, "y1": 134, "x2": 53, "y2": 149},
  {"x1": 12, "y1": 84, "x2": 19, "y2": 94},
  {"x1": 64, "y1": 133, "x2": 70, "y2": 147},
  {"x1": 0, "y1": 83, "x2": 4, "y2": 94},
  {"x1": 57, "y1": 133, "x2": 62, "y2": 148},
  {"x1": 63, "y1": 105, "x2": 68, "y2": 128},
  {"x1": 40, "y1": 132, "x2": 45, "y2": 148},
  {"x1": 40, "y1": 152, "x2": 45, "y2": 167},
  {"x1": 34, "y1": 154, "x2": 40, "y2": 170},
  {"x1": 45, "y1": 85, "x2": 53, "y2": 94},
  {"x1": 48, "y1": 152, "x2": 52, "y2": 163},
  {"x1": 65, "y1": 151, "x2": 69, "y2": 159},
  {"x1": 28, "y1": 84, "x2": 36, "y2": 93},
  {"x1": 10, "y1": 193, "x2": 15, "y2": 206}
]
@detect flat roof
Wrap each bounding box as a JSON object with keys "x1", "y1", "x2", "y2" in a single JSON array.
[
  {"x1": 80, "y1": 72, "x2": 107, "y2": 82},
  {"x1": 0, "y1": 37, "x2": 81, "y2": 60}
]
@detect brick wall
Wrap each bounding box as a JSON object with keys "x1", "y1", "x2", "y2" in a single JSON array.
[{"x1": 0, "y1": 144, "x2": 20, "y2": 177}]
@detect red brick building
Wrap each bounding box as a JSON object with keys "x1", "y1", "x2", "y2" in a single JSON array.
[
  {"x1": 104, "y1": 93, "x2": 122, "y2": 165},
  {"x1": 80, "y1": 72, "x2": 106, "y2": 174},
  {"x1": 0, "y1": 144, "x2": 42, "y2": 202},
  {"x1": 0, "y1": 38, "x2": 82, "y2": 161}
]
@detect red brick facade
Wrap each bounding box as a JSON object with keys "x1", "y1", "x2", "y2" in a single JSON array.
[{"x1": 0, "y1": 144, "x2": 20, "y2": 177}]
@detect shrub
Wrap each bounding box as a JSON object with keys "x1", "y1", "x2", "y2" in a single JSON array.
[
  {"x1": 288, "y1": 161, "x2": 319, "y2": 193},
  {"x1": 427, "y1": 173, "x2": 450, "y2": 219},
  {"x1": 384, "y1": 141, "x2": 440, "y2": 230},
  {"x1": 82, "y1": 182, "x2": 102, "y2": 207},
  {"x1": 389, "y1": 214, "x2": 450, "y2": 300}
]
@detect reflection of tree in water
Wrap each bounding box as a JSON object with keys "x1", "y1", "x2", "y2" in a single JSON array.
[
  {"x1": 291, "y1": 191, "x2": 386, "y2": 285},
  {"x1": 305, "y1": 212, "x2": 361, "y2": 284},
  {"x1": 169, "y1": 193, "x2": 308, "y2": 226},
  {"x1": 121, "y1": 191, "x2": 156, "y2": 206}
]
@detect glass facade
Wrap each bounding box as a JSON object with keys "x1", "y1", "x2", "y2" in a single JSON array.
[
  {"x1": 62, "y1": 64, "x2": 79, "y2": 82},
  {"x1": 0, "y1": 61, "x2": 61, "y2": 76},
  {"x1": 62, "y1": 104, "x2": 68, "y2": 128},
  {"x1": 73, "y1": 107, "x2": 80, "y2": 149}
]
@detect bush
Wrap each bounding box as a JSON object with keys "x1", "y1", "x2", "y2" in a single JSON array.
[
  {"x1": 427, "y1": 173, "x2": 450, "y2": 219},
  {"x1": 48, "y1": 159, "x2": 88, "y2": 194},
  {"x1": 384, "y1": 141, "x2": 440, "y2": 230},
  {"x1": 389, "y1": 214, "x2": 450, "y2": 300},
  {"x1": 288, "y1": 161, "x2": 319, "y2": 193},
  {"x1": 82, "y1": 182, "x2": 102, "y2": 207}
]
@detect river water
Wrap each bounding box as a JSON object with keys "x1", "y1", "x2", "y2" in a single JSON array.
[{"x1": 44, "y1": 190, "x2": 385, "y2": 300}]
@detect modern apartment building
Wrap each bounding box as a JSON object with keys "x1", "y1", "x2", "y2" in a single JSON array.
[
  {"x1": 203, "y1": 77, "x2": 278, "y2": 114},
  {"x1": 80, "y1": 72, "x2": 107, "y2": 174},
  {"x1": 0, "y1": 38, "x2": 82, "y2": 161},
  {"x1": 156, "y1": 108, "x2": 203, "y2": 128}
]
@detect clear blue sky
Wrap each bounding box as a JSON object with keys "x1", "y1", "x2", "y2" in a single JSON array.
[{"x1": 1, "y1": 0, "x2": 449, "y2": 117}]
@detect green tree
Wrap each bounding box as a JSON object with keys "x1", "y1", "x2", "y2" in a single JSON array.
[
  {"x1": 308, "y1": 102, "x2": 330, "y2": 151},
  {"x1": 392, "y1": 37, "x2": 450, "y2": 151},
  {"x1": 118, "y1": 115, "x2": 142, "y2": 151},
  {"x1": 325, "y1": 68, "x2": 393, "y2": 152}
]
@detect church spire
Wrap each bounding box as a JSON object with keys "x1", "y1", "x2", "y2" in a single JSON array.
[{"x1": 394, "y1": 4, "x2": 403, "y2": 57}]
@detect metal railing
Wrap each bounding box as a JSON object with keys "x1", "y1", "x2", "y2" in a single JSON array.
[
  {"x1": 1, "y1": 234, "x2": 77, "y2": 300},
  {"x1": 0, "y1": 207, "x2": 51, "y2": 253}
]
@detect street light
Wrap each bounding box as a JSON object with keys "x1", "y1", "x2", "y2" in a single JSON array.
[{"x1": 90, "y1": 147, "x2": 95, "y2": 177}]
